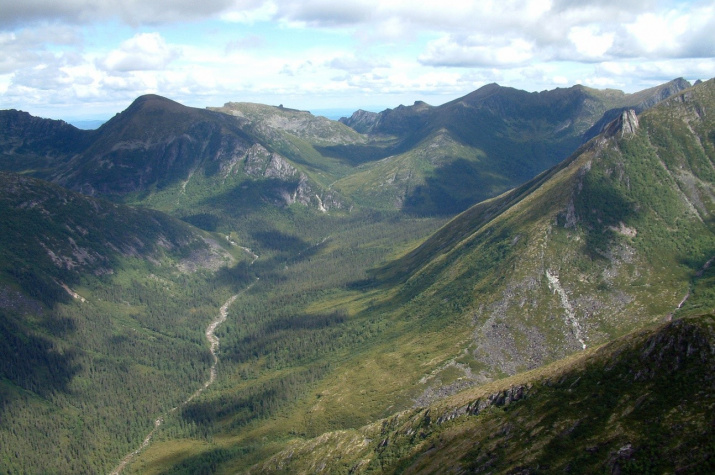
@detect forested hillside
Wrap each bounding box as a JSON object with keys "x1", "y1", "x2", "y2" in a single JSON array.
[
  {"x1": 0, "y1": 172, "x2": 248, "y2": 473},
  {"x1": 0, "y1": 78, "x2": 712, "y2": 473}
]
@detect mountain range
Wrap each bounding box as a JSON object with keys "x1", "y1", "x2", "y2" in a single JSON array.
[{"x1": 0, "y1": 77, "x2": 713, "y2": 473}]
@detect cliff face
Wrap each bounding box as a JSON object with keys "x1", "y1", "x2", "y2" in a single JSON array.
[
  {"x1": 583, "y1": 77, "x2": 691, "y2": 141},
  {"x1": 338, "y1": 109, "x2": 380, "y2": 134},
  {"x1": 604, "y1": 109, "x2": 639, "y2": 138}
]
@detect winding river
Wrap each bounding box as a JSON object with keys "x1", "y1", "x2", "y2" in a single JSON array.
[{"x1": 110, "y1": 280, "x2": 256, "y2": 474}]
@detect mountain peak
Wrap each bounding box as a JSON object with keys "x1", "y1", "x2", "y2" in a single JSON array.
[
  {"x1": 338, "y1": 109, "x2": 380, "y2": 133},
  {"x1": 125, "y1": 94, "x2": 188, "y2": 115},
  {"x1": 604, "y1": 109, "x2": 639, "y2": 138}
]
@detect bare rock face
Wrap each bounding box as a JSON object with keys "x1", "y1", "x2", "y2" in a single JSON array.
[
  {"x1": 605, "y1": 109, "x2": 639, "y2": 138},
  {"x1": 243, "y1": 144, "x2": 297, "y2": 179},
  {"x1": 339, "y1": 109, "x2": 380, "y2": 134},
  {"x1": 264, "y1": 154, "x2": 298, "y2": 179}
]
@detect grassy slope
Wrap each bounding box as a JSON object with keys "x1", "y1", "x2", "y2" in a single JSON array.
[
  {"x1": 127, "y1": 80, "x2": 715, "y2": 473},
  {"x1": 252, "y1": 312, "x2": 715, "y2": 474},
  {"x1": 369, "y1": 78, "x2": 715, "y2": 377}
]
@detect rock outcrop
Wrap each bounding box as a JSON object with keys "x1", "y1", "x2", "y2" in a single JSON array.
[{"x1": 604, "y1": 109, "x2": 639, "y2": 138}]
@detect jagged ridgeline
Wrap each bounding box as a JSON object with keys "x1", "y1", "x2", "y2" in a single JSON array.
[
  {"x1": 332, "y1": 78, "x2": 692, "y2": 215},
  {"x1": 1, "y1": 79, "x2": 692, "y2": 223}
]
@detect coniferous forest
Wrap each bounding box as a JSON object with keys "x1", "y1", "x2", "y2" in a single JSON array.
[{"x1": 1, "y1": 78, "x2": 715, "y2": 473}]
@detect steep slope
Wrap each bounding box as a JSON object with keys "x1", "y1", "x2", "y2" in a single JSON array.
[
  {"x1": 0, "y1": 171, "x2": 233, "y2": 298},
  {"x1": 0, "y1": 172, "x2": 247, "y2": 474},
  {"x1": 335, "y1": 79, "x2": 691, "y2": 215},
  {"x1": 0, "y1": 110, "x2": 93, "y2": 177},
  {"x1": 127, "y1": 80, "x2": 714, "y2": 474},
  {"x1": 371, "y1": 79, "x2": 715, "y2": 380},
  {"x1": 252, "y1": 313, "x2": 715, "y2": 474},
  {"x1": 0, "y1": 95, "x2": 345, "y2": 215}
]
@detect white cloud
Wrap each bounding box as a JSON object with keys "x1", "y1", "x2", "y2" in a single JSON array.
[
  {"x1": 596, "y1": 58, "x2": 715, "y2": 82},
  {"x1": 419, "y1": 36, "x2": 535, "y2": 68},
  {"x1": 99, "y1": 33, "x2": 180, "y2": 72},
  {"x1": 1, "y1": 0, "x2": 713, "y2": 120},
  {"x1": 568, "y1": 26, "x2": 614, "y2": 59},
  {"x1": 326, "y1": 55, "x2": 388, "y2": 74},
  {"x1": 622, "y1": 5, "x2": 715, "y2": 58},
  {"x1": 0, "y1": 26, "x2": 80, "y2": 74}
]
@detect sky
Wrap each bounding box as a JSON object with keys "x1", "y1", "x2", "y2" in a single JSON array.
[{"x1": 0, "y1": 0, "x2": 713, "y2": 121}]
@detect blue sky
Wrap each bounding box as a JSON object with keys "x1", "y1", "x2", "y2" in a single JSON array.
[{"x1": 1, "y1": 0, "x2": 713, "y2": 121}]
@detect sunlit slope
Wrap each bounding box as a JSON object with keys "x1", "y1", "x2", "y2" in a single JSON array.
[
  {"x1": 370, "y1": 79, "x2": 715, "y2": 378},
  {"x1": 130, "y1": 80, "x2": 714, "y2": 474},
  {"x1": 209, "y1": 101, "x2": 367, "y2": 184},
  {"x1": 252, "y1": 313, "x2": 715, "y2": 474}
]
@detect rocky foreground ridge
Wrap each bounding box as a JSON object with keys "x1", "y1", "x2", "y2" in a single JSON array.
[{"x1": 251, "y1": 314, "x2": 715, "y2": 474}]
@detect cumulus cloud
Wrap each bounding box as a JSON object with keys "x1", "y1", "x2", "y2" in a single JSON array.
[
  {"x1": 621, "y1": 5, "x2": 715, "y2": 58},
  {"x1": 99, "y1": 33, "x2": 180, "y2": 72},
  {"x1": 567, "y1": 26, "x2": 615, "y2": 59},
  {"x1": 416, "y1": 1, "x2": 714, "y2": 66},
  {"x1": 0, "y1": 26, "x2": 80, "y2": 74},
  {"x1": 419, "y1": 36, "x2": 535, "y2": 68},
  {"x1": 1, "y1": 0, "x2": 713, "y2": 119}
]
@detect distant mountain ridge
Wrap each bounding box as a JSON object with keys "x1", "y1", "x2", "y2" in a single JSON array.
[
  {"x1": 332, "y1": 79, "x2": 692, "y2": 214},
  {"x1": 0, "y1": 79, "x2": 692, "y2": 217},
  {"x1": 0, "y1": 95, "x2": 348, "y2": 216},
  {"x1": 0, "y1": 109, "x2": 93, "y2": 177}
]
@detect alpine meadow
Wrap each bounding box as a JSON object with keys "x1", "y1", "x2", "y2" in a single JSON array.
[{"x1": 1, "y1": 78, "x2": 714, "y2": 474}]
